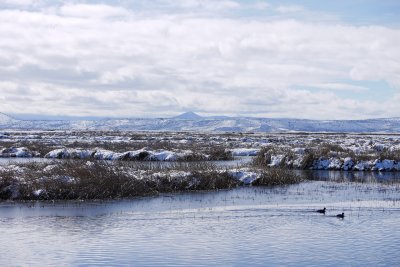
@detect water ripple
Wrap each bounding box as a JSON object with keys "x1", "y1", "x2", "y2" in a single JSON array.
[{"x1": 1, "y1": 183, "x2": 400, "y2": 266}]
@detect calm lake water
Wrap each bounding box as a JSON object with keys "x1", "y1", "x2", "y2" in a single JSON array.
[{"x1": 1, "y1": 181, "x2": 399, "y2": 266}]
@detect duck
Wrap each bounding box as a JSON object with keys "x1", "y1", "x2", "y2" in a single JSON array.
[
  {"x1": 316, "y1": 207, "x2": 326, "y2": 214},
  {"x1": 336, "y1": 212, "x2": 345, "y2": 218}
]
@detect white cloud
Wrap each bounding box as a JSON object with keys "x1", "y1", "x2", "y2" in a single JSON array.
[
  {"x1": 59, "y1": 4, "x2": 131, "y2": 19},
  {"x1": 0, "y1": 2, "x2": 399, "y2": 119},
  {"x1": 275, "y1": 5, "x2": 304, "y2": 13},
  {"x1": 164, "y1": 0, "x2": 241, "y2": 10},
  {"x1": 0, "y1": 0, "x2": 37, "y2": 6}
]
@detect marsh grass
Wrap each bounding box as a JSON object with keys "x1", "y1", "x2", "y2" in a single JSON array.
[
  {"x1": 0, "y1": 159, "x2": 302, "y2": 201},
  {"x1": 252, "y1": 146, "x2": 276, "y2": 166},
  {"x1": 377, "y1": 149, "x2": 400, "y2": 161},
  {"x1": 0, "y1": 171, "x2": 15, "y2": 199},
  {"x1": 2, "y1": 159, "x2": 397, "y2": 201},
  {"x1": 0, "y1": 160, "x2": 239, "y2": 200},
  {"x1": 1, "y1": 138, "x2": 234, "y2": 161},
  {"x1": 253, "y1": 142, "x2": 400, "y2": 170},
  {"x1": 252, "y1": 168, "x2": 303, "y2": 186}
]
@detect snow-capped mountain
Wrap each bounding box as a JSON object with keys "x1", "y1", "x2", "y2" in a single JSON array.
[
  {"x1": 172, "y1": 111, "x2": 203, "y2": 120},
  {"x1": 0, "y1": 112, "x2": 16, "y2": 125},
  {"x1": 1, "y1": 112, "x2": 400, "y2": 133}
]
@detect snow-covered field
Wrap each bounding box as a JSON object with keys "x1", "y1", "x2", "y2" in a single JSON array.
[
  {"x1": 1, "y1": 130, "x2": 400, "y2": 201},
  {"x1": 1, "y1": 131, "x2": 400, "y2": 171}
]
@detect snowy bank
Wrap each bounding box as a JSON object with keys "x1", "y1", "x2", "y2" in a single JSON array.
[
  {"x1": 45, "y1": 148, "x2": 204, "y2": 161},
  {"x1": 231, "y1": 148, "x2": 260, "y2": 157},
  {"x1": 0, "y1": 147, "x2": 35, "y2": 158},
  {"x1": 262, "y1": 152, "x2": 400, "y2": 172},
  {"x1": 228, "y1": 168, "x2": 260, "y2": 185}
]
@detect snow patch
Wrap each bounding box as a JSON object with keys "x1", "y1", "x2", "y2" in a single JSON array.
[
  {"x1": 231, "y1": 148, "x2": 260, "y2": 156},
  {"x1": 269, "y1": 155, "x2": 285, "y2": 167},
  {"x1": 45, "y1": 148, "x2": 94, "y2": 159},
  {"x1": 0, "y1": 147, "x2": 34, "y2": 157},
  {"x1": 228, "y1": 169, "x2": 260, "y2": 185}
]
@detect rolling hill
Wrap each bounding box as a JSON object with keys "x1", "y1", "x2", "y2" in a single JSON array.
[{"x1": 1, "y1": 112, "x2": 400, "y2": 133}]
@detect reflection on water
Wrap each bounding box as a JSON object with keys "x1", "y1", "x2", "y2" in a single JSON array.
[
  {"x1": 299, "y1": 169, "x2": 400, "y2": 183},
  {"x1": 1, "y1": 183, "x2": 399, "y2": 266}
]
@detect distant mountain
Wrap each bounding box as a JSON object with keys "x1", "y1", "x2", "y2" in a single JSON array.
[
  {"x1": 172, "y1": 111, "x2": 203, "y2": 120},
  {"x1": 0, "y1": 113, "x2": 16, "y2": 125},
  {"x1": 1, "y1": 112, "x2": 400, "y2": 133}
]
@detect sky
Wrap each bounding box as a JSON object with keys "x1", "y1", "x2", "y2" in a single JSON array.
[{"x1": 0, "y1": 0, "x2": 399, "y2": 120}]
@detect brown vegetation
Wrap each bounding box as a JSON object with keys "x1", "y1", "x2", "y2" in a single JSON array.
[{"x1": 0, "y1": 160, "x2": 239, "y2": 200}]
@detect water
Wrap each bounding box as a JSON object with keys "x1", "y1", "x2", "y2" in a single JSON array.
[
  {"x1": 1, "y1": 182, "x2": 399, "y2": 266},
  {"x1": 298, "y1": 169, "x2": 400, "y2": 182},
  {"x1": 0, "y1": 156, "x2": 253, "y2": 167},
  {"x1": 0, "y1": 157, "x2": 52, "y2": 164}
]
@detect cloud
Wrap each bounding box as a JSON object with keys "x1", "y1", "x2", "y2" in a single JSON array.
[
  {"x1": 0, "y1": 1, "x2": 399, "y2": 119},
  {"x1": 275, "y1": 5, "x2": 305, "y2": 13},
  {"x1": 162, "y1": 0, "x2": 241, "y2": 10},
  {"x1": 0, "y1": 0, "x2": 37, "y2": 6},
  {"x1": 59, "y1": 4, "x2": 131, "y2": 19}
]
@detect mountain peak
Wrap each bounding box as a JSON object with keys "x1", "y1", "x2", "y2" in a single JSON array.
[{"x1": 173, "y1": 111, "x2": 203, "y2": 120}]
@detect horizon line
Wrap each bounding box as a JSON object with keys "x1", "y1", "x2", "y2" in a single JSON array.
[{"x1": 1, "y1": 111, "x2": 399, "y2": 122}]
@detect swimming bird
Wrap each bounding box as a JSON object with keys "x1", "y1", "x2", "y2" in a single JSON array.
[
  {"x1": 316, "y1": 207, "x2": 326, "y2": 214},
  {"x1": 336, "y1": 212, "x2": 345, "y2": 218}
]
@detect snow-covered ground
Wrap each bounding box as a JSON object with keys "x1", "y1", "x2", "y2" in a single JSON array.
[
  {"x1": 1, "y1": 131, "x2": 400, "y2": 171},
  {"x1": 43, "y1": 148, "x2": 202, "y2": 161},
  {"x1": 0, "y1": 147, "x2": 36, "y2": 157},
  {"x1": 231, "y1": 148, "x2": 260, "y2": 156}
]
